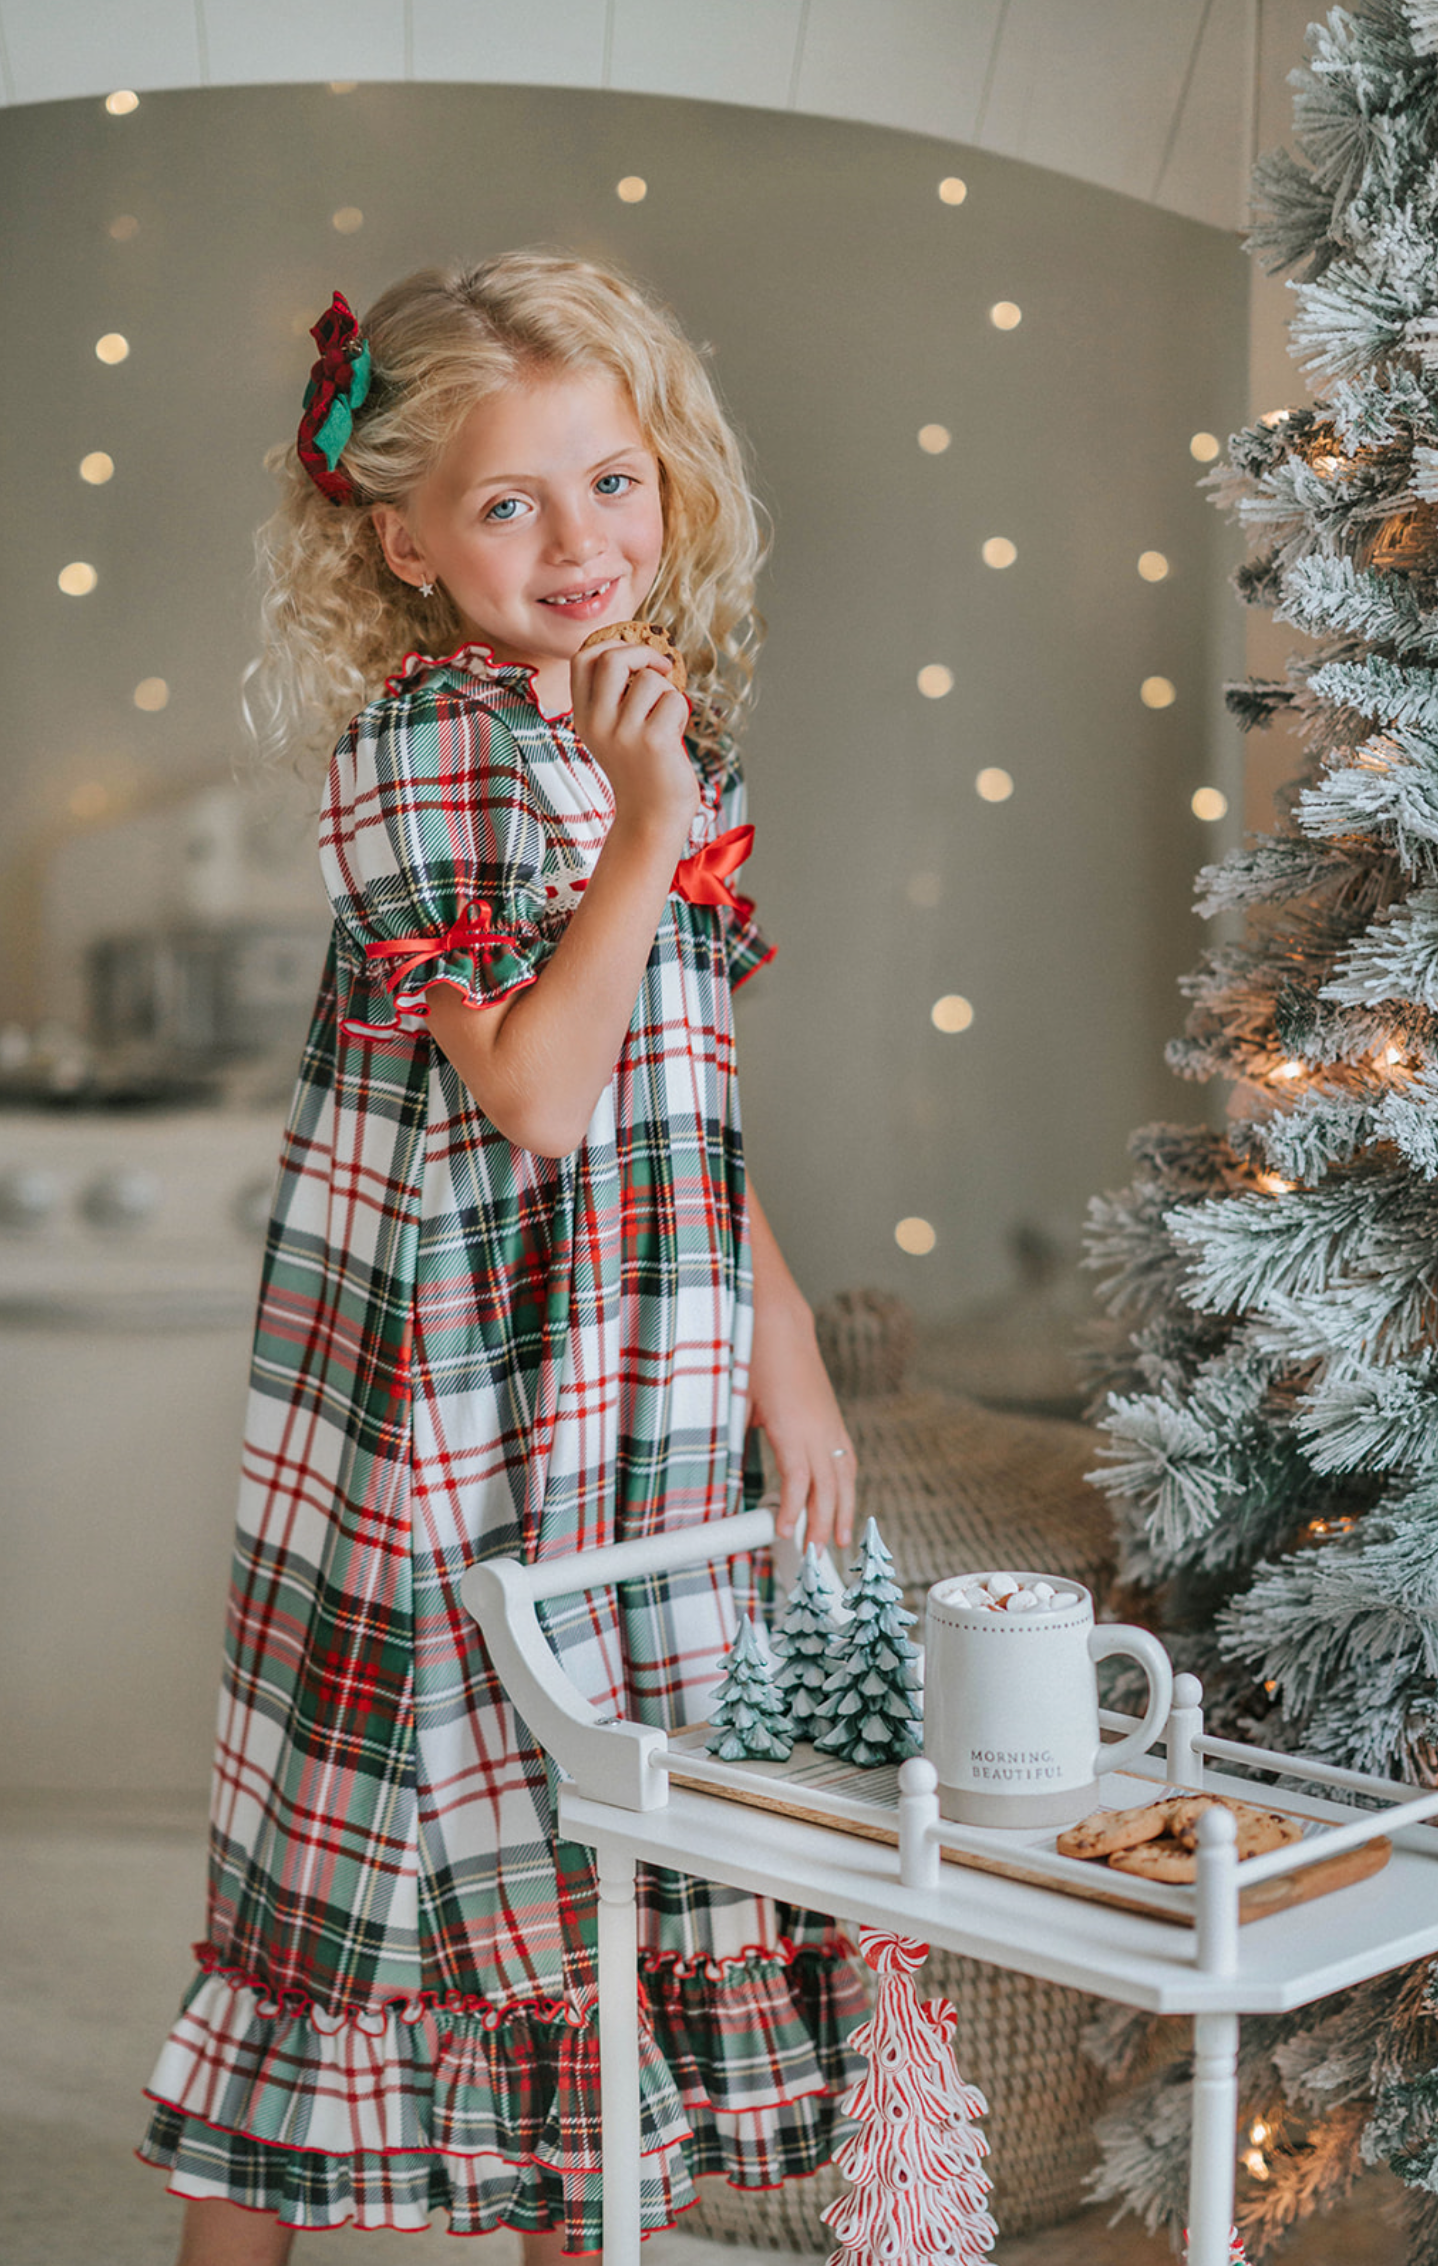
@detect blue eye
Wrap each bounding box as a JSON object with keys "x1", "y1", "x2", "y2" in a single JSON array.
[
  {"x1": 486, "y1": 497, "x2": 522, "y2": 521},
  {"x1": 595, "y1": 472, "x2": 632, "y2": 496}
]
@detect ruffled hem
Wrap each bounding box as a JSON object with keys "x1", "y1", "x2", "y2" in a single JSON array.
[
  {"x1": 381, "y1": 640, "x2": 575, "y2": 726},
  {"x1": 140, "y1": 1940, "x2": 864, "y2": 2250}
]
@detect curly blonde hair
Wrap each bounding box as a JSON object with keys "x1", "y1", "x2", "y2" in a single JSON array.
[{"x1": 247, "y1": 251, "x2": 765, "y2": 766}]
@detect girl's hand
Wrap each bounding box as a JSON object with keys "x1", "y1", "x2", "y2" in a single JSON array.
[
  {"x1": 747, "y1": 1189, "x2": 856, "y2": 1554},
  {"x1": 570, "y1": 639, "x2": 698, "y2": 831}
]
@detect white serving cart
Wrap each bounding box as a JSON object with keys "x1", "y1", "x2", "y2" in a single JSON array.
[{"x1": 462, "y1": 1509, "x2": 1438, "y2": 2266}]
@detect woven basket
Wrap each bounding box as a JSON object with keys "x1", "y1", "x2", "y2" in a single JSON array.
[{"x1": 680, "y1": 1290, "x2": 1116, "y2": 2250}]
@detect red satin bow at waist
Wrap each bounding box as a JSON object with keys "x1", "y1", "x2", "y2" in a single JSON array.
[
  {"x1": 364, "y1": 900, "x2": 519, "y2": 995},
  {"x1": 671, "y1": 823, "x2": 754, "y2": 909}
]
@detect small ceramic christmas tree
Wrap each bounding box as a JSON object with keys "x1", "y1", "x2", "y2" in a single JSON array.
[
  {"x1": 772, "y1": 1544, "x2": 843, "y2": 1743},
  {"x1": 823, "y1": 1928, "x2": 996, "y2": 2264},
  {"x1": 707, "y1": 1615, "x2": 794, "y2": 1762},
  {"x1": 813, "y1": 1519, "x2": 922, "y2": 1766}
]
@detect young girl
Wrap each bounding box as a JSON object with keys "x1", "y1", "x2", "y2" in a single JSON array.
[{"x1": 140, "y1": 252, "x2": 862, "y2": 2263}]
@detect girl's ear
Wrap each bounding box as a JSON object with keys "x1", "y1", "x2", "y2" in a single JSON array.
[{"x1": 371, "y1": 505, "x2": 428, "y2": 589}]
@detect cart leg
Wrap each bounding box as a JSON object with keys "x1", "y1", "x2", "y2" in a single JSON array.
[
  {"x1": 596, "y1": 1846, "x2": 641, "y2": 2266},
  {"x1": 1187, "y1": 2010, "x2": 1239, "y2": 2266}
]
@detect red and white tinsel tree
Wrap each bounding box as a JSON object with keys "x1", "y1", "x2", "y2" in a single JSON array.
[{"x1": 823, "y1": 1929, "x2": 997, "y2": 2264}]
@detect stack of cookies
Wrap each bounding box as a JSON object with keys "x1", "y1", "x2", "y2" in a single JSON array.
[{"x1": 1056, "y1": 1792, "x2": 1303, "y2": 1882}]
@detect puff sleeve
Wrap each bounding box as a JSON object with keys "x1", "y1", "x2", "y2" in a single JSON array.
[{"x1": 321, "y1": 679, "x2": 552, "y2": 1043}]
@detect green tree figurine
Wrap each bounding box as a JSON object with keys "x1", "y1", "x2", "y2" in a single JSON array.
[
  {"x1": 707, "y1": 1615, "x2": 794, "y2": 1763},
  {"x1": 773, "y1": 1544, "x2": 844, "y2": 1744},
  {"x1": 813, "y1": 1520, "x2": 922, "y2": 1768}
]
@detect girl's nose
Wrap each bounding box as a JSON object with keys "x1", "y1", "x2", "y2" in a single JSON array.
[{"x1": 549, "y1": 499, "x2": 605, "y2": 564}]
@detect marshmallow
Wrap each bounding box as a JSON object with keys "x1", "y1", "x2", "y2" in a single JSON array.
[{"x1": 1003, "y1": 1590, "x2": 1040, "y2": 1613}]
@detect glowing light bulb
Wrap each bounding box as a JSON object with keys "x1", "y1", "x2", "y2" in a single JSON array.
[
  {"x1": 105, "y1": 90, "x2": 139, "y2": 115},
  {"x1": 616, "y1": 176, "x2": 648, "y2": 203},
  {"x1": 1138, "y1": 551, "x2": 1170, "y2": 581},
  {"x1": 58, "y1": 562, "x2": 98, "y2": 596},
  {"x1": 1242, "y1": 2148, "x2": 1270, "y2": 2181},
  {"x1": 108, "y1": 214, "x2": 139, "y2": 241},
  {"x1": 937, "y1": 177, "x2": 967, "y2": 205},
  {"x1": 1191, "y1": 787, "x2": 1227, "y2": 821},
  {"x1": 895, "y1": 1217, "x2": 937, "y2": 1255},
  {"x1": 1259, "y1": 409, "x2": 1291, "y2": 429},
  {"x1": 989, "y1": 301, "x2": 1022, "y2": 331},
  {"x1": 982, "y1": 537, "x2": 1016, "y2": 570},
  {"x1": 976, "y1": 767, "x2": 1013, "y2": 802},
  {"x1": 95, "y1": 333, "x2": 130, "y2": 365},
  {"x1": 1142, "y1": 676, "x2": 1177, "y2": 709},
  {"x1": 133, "y1": 677, "x2": 169, "y2": 711},
  {"x1": 68, "y1": 781, "x2": 112, "y2": 820},
  {"x1": 329, "y1": 80, "x2": 358, "y2": 93},
  {"x1": 1382, "y1": 1044, "x2": 1404, "y2": 1066},
  {"x1": 1249, "y1": 2123, "x2": 1269, "y2": 2146},
  {"x1": 79, "y1": 453, "x2": 114, "y2": 485},
  {"x1": 332, "y1": 206, "x2": 364, "y2": 234},
  {"x1": 931, "y1": 995, "x2": 974, "y2": 1033},
  {"x1": 1256, "y1": 1173, "x2": 1294, "y2": 1195},
  {"x1": 1190, "y1": 432, "x2": 1221, "y2": 462},
  {"x1": 1273, "y1": 1060, "x2": 1304, "y2": 1081},
  {"x1": 917, "y1": 664, "x2": 953, "y2": 699},
  {"x1": 918, "y1": 424, "x2": 951, "y2": 454}
]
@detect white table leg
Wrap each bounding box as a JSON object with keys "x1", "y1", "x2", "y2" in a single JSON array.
[
  {"x1": 596, "y1": 1845, "x2": 641, "y2": 2266},
  {"x1": 1187, "y1": 2010, "x2": 1239, "y2": 2266}
]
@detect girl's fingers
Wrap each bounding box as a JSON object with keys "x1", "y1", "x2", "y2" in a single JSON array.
[
  {"x1": 772, "y1": 1441, "x2": 808, "y2": 1543},
  {"x1": 833, "y1": 1435, "x2": 857, "y2": 1550},
  {"x1": 803, "y1": 1449, "x2": 840, "y2": 1552}
]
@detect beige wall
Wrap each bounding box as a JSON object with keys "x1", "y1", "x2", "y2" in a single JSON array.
[{"x1": 0, "y1": 80, "x2": 1249, "y2": 1317}]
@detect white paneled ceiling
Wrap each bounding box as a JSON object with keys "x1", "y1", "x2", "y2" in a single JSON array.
[{"x1": 0, "y1": 0, "x2": 1266, "y2": 231}]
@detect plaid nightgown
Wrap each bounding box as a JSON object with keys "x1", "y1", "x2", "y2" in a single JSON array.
[{"x1": 140, "y1": 646, "x2": 864, "y2": 2249}]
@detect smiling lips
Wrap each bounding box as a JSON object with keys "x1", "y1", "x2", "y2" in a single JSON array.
[{"x1": 539, "y1": 579, "x2": 617, "y2": 614}]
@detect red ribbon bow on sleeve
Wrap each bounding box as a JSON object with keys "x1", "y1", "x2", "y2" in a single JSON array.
[
  {"x1": 363, "y1": 900, "x2": 518, "y2": 998},
  {"x1": 671, "y1": 824, "x2": 754, "y2": 909}
]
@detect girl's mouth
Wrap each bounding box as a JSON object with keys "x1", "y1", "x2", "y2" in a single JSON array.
[{"x1": 538, "y1": 580, "x2": 618, "y2": 617}]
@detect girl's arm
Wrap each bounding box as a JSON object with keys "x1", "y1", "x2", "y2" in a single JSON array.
[
  {"x1": 426, "y1": 643, "x2": 696, "y2": 1158},
  {"x1": 746, "y1": 1185, "x2": 856, "y2": 1552}
]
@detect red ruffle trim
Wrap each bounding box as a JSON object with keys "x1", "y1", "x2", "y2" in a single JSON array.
[
  {"x1": 191, "y1": 1933, "x2": 854, "y2": 2030},
  {"x1": 380, "y1": 641, "x2": 575, "y2": 725}
]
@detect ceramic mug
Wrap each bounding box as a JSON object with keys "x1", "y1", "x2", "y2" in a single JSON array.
[{"x1": 923, "y1": 1571, "x2": 1175, "y2": 1827}]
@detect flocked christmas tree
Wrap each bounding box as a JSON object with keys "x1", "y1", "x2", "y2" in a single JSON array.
[
  {"x1": 821, "y1": 1928, "x2": 997, "y2": 2265},
  {"x1": 813, "y1": 1521, "x2": 922, "y2": 1768},
  {"x1": 773, "y1": 1543, "x2": 846, "y2": 1743},
  {"x1": 1084, "y1": 5, "x2": 1438, "y2": 2254},
  {"x1": 707, "y1": 1615, "x2": 794, "y2": 1762}
]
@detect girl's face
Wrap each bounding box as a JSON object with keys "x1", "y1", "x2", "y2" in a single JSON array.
[{"x1": 373, "y1": 366, "x2": 665, "y2": 712}]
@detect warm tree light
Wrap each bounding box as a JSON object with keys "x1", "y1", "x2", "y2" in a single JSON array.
[
  {"x1": 1273, "y1": 1060, "x2": 1304, "y2": 1081},
  {"x1": 108, "y1": 214, "x2": 139, "y2": 240},
  {"x1": 937, "y1": 177, "x2": 967, "y2": 204},
  {"x1": 58, "y1": 562, "x2": 98, "y2": 596},
  {"x1": 105, "y1": 90, "x2": 139, "y2": 115},
  {"x1": 895, "y1": 1217, "x2": 937, "y2": 1255},
  {"x1": 1138, "y1": 551, "x2": 1170, "y2": 580},
  {"x1": 616, "y1": 176, "x2": 648, "y2": 202},
  {"x1": 1190, "y1": 432, "x2": 1221, "y2": 461},
  {"x1": 917, "y1": 664, "x2": 953, "y2": 699},
  {"x1": 989, "y1": 301, "x2": 1022, "y2": 330},
  {"x1": 332, "y1": 207, "x2": 364, "y2": 234},
  {"x1": 79, "y1": 453, "x2": 114, "y2": 484},
  {"x1": 133, "y1": 678, "x2": 169, "y2": 711},
  {"x1": 1192, "y1": 787, "x2": 1228, "y2": 820},
  {"x1": 981, "y1": 537, "x2": 1017, "y2": 569},
  {"x1": 95, "y1": 334, "x2": 130, "y2": 364},
  {"x1": 976, "y1": 767, "x2": 1013, "y2": 802},
  {"x1": 1142, "y1": 676, "x2": 1177, "y2": 709},
  {"x1": 917, "y1": 423, "x2": 951, "y2": 453}
]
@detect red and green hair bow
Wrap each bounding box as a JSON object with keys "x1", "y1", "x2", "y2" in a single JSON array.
[{"x1": 297, "y1": 291, "x2": 372, "y2": 505}]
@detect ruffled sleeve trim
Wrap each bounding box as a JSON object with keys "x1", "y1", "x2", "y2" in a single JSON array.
[{"x1": 338, "y1": 895, "x2": 541, "y2": 1044}]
